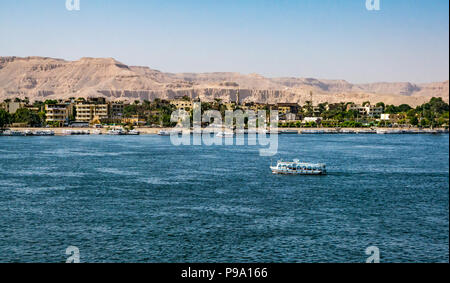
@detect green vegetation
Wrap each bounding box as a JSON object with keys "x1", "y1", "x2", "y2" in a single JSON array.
[
  {"x1": 384, "y1": 104, "x2": 412, "y2": 114},
  {"x1": 275, "y1": 97, "x2": 448, "y2": 128},
  {"x1": 13, "y1": 108, "x2": 42, "y2": 126},
  {"x1": 0, "y1": 109, "x2": 10, "y2": 128},
  {"x1": 1, "y1": 97, "x2": 448, "y2": 129},
  {"x1": 0, "y1": 103, "x2": 45, "y2": 127},
  {"x1": 121, "y1": 99, "x2": 176, "y2": 127}
]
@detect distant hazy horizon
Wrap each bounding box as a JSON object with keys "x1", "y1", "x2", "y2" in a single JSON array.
[{"x1": 0, "y1": 0, "x2": 448, "y2": 84}]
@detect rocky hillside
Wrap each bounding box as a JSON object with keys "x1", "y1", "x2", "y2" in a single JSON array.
[{"x1": 0, "y1": 56, "x2": 448, "y2": 106}]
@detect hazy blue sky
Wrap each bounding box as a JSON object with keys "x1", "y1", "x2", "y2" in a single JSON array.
[{"x1": 0, "y1": 0, "x2": 448, "y2": 83}]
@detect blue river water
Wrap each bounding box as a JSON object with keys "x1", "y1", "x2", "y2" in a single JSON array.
[{"x1": 0, "y1": 134, "x2": 448, "y2": 262}]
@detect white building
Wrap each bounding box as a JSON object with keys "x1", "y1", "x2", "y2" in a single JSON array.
[
  {"x1": 303, "y1": 117, "x2": 322, "y2": 123},
  {"x1": 347, "y1": 104, "x2": 383, "y2": 118},
  {"x1": 380, "y1": 114, "x2": 390, "y2": 120}
]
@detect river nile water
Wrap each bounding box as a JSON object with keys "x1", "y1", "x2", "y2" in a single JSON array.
[{"x1": 0, "y1": 134, "x2": 448, "y2": 262}]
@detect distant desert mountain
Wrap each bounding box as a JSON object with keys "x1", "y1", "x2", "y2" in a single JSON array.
[{"x1": 0, "y1": 56, "x2": 448, "y2": 106}]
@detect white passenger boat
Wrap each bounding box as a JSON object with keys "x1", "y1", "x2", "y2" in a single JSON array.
[
  {"x1": 216, "y1": 131, "x2": 234, "y2": 137},
  {"x1": 91, "y1": 130, "x2": 102, "y2": 135},
  {"x1": 341, "y1": 129, "x2": 356, "y2": 134},
  {"x1": 270, "y1": 159, "x2": 327, "y2": 175},
  {"x1": 63, "y1": 130, "x2": 90, "y2": 135},
  {"x1": 159, "y1": 129, "x2": 183, "y2": 136},
  {"x1": 128, "y1": 129, "x2": 140, "y2": 135},
  {"x1": 106, "y1": 129, "x2": 125, "y2": 136},
  {"x1": 11, "y1": 130, "x2": 26, "y2": 136},
  {"x1": 33, "y1": 130, "x2": 55, "y2": 136},
  {"x1": 107, "y1": 129, "x2": 125, "y2": 135},
  {"x1": 1, "y1": 130, "x2": 12, "y2": 136}
]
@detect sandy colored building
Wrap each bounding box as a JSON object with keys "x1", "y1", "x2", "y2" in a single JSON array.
[
  {"x1": 347, "y1": 104, "x2": 383, "y2": 118},
  {"x1": 45, "y1": 104, "x2": 69, "y2": 127},
  {"x1": 170, "y1": 99, "x2": 193, "y2": 111},
  {"x1": 75, "y1": 103, "x2": 109, "y2": 122},
  {"x1": 276, "y1": 103, "x2": 300, "y2": 114},
  {"x1": 122, "y1": 115, "x2": 146, "y2": 125}
]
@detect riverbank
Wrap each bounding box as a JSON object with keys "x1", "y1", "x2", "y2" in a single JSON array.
[{"x1": 1, "y1": 126, "x2": 448, "y2": 136}]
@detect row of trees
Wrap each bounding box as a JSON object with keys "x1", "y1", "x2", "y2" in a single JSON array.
[
  {"x1": 121, "y1": 99, "x2": 176, "y2": 127},
  {"x1": 2, "y1": 97, "x2": 448, "y2": 129},
  {"x1": 0, "y1": 98, "x2": 71, "y2": 128},
  {"x1": 0, "y1": 108, "x2": 45, "y2": 128},
  {"x1": 122, "y1": 97, "x2": 231, "y2": 127},
  {"x1": 278, "y1": 98, "x2": 448, "y2": 128}
]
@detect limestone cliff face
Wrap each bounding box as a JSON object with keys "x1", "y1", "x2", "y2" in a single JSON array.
[{"x1": 0, "y1": 56, "x2": 448, "y2": 106}]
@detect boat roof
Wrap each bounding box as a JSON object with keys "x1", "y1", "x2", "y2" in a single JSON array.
[{"x1": 277, "y1": 160, "x2": 325, "y2": 166}]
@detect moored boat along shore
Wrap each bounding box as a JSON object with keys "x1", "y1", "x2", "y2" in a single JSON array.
[{"x1": 1, "y1": 127, "x2": 448, "y2": 136}]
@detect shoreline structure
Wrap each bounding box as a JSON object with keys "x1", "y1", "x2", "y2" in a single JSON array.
[{"x1": 1, "y1": 127, "x2": 448, "y2": 136}]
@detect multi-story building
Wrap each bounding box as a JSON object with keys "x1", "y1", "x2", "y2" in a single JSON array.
[
  {"x1": 237, "y1": 102, "x2": 267, "y2": 112},
  {"x1": 88, "y1": 97, "x2": 107, "y2": 104},
  {"x1": 347, "y1": 104, "x2": 365, "y2": 115},
  {"x1": 380, "y1": 113, "x2": 402, "y2": 122},
  {"x1": 2, "y1": 102, "x2": 24, "y2": 114},
  {"x1": 170, "y1": 99, "x2": 193, "y2": 111},
  {"x1": 1, "y1": 101, "x2": 41, "y2": 114},
  {"x1": 364, "y1": 104, "x2": 383, "y2": 117},
  {"x1": 303, "y1": 117, "x2": 322, "y2": 123},
  {"x1": 276, "y1": 103, "x2": 300, "y2": 114},
  {"x1": 109, "y1": 101, "x2": 128, "y2": 119},
  {"x1": 285, "y1": 113, "x2": 299, "y2": 122},
  {"x1": 75, "y1": 103, "x2": 109, "y2": 122},
  {"x1": 45, "y1": 104, "x2": 69, "y2": 127},
  {"x1": 347, "y1": 104, "x2": 383, "y2": 118}
]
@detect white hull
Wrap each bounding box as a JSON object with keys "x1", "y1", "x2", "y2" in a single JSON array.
[
  {"x1": 270, "y1": 167, "x2": 325, "y2": 175},
  {"x1": 270, "y1": 159, "x2": 327, "y2": 175},
  {"x1": 216, "y1": 132, "x2": 234, "y2": 137}
]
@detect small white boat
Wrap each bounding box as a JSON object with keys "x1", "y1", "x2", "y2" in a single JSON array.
[
  {"x1": 33, "y1": 130, "x2": 55, "y2": 136},
  {"x1": 341, "y1": 129, "x2": 356, "y2": 134},
  {"x1": 62, "y1": 130, "x2": 73, "y2": 135},
  {"x1": 11, "y1": 130, "x2": 26, "y2": 136},
  {"x1": 107, "y1": 129, "x2": 125, "y2": 135},
  {"x1": 1, "y1": 130, "x2": 12, "y2": 136},
  {"x1": 128, "y1": 129, "x2": 140, "y2": 135},
  {"x1": 63, "y1": 130, "x2": 90, "y2": 135},
  {"x1": 216, "y1": 131, "x2": 234, "y2": 137},
  {"x1": 270, "y1": 159, "x2": 326, "y2": 175},
  {"x1": 159, "y1": 129, "x2": 183, "y2": 136},
  {"x1": 91, "y1": 130, "x2": 102, "y2": 135}
]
